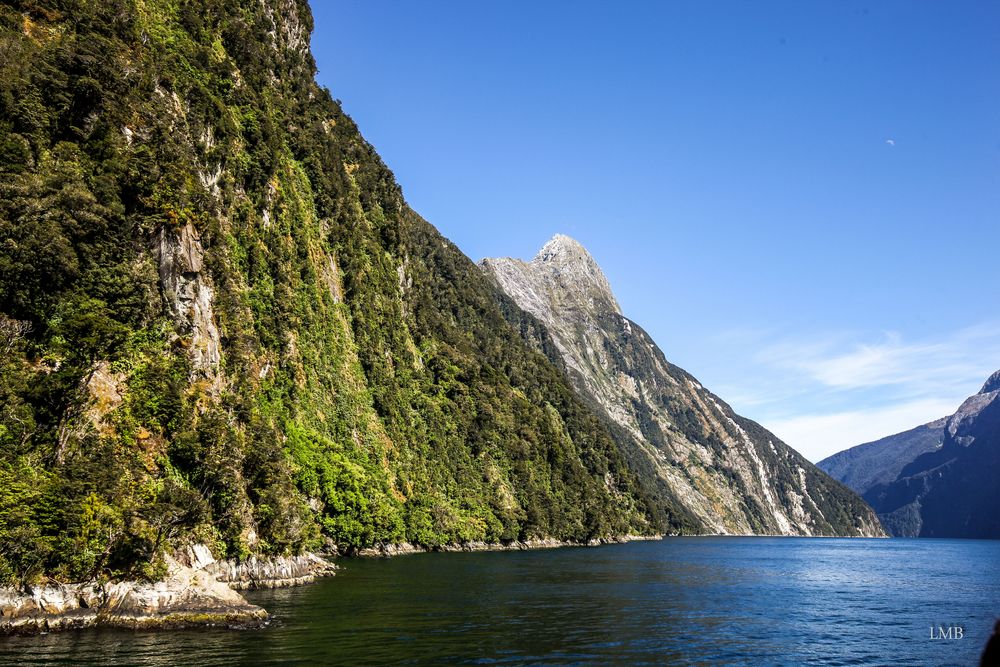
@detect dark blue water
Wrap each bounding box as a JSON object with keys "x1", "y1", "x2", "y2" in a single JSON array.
[{"x1": 2, "y1": 537, "x2": 997, "y2": 666}]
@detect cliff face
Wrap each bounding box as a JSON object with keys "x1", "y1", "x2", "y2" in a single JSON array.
[
  {"x1": 483, "y1": 236, "x2": 884, "y2": 537},
  {"x1": 858, "y1": 371, "x2": 1000, "y2": 537},
  {"x1": 0, "y1": 0, "x2": 658, "y2": 588}
]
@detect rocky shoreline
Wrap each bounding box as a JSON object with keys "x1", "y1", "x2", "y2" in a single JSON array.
[
  {"x1": 0, "y1": 546, "x2": 335, "y2": 636},
  {"x1": 0, "y1": 535, "x2": 660, "y2": 635},
  {"x1": 350, "y1": 534, "x2": 663, "y2": 557}
]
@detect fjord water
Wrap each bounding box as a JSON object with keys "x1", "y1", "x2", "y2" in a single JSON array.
[{"x1": 4, "y1": 538, "x2": 998, "y2": 666}]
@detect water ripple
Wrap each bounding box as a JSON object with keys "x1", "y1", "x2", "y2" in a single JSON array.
[{"x1": 1, "y1": 537, "x2": 998, "y2": 665}]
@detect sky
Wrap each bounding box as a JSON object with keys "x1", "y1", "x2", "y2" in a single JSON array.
[{"x1": 308, "y1": 1, "x2": 1000, "y2": 462}]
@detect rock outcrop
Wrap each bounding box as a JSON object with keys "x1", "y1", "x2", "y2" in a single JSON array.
[
  {"x1": 0, "y1": 547, "x2": 334, "y2": 635},
  {"x1": 201, "y1": 552, "x2": 336, "y2": 590},
  {"x1": 351, "y1": 534, "x2": 661, "y2": 557},
  {"x1": 157, "y1": 222, "x2": 222, "y2": 387},
  {"x1": 483, "y1": 235, "x2": 884, "y2": 537}
]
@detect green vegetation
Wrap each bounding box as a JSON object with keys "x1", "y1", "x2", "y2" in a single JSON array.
[{"x1": 0, "y1": 0, "x2": 656, "y2": 584}]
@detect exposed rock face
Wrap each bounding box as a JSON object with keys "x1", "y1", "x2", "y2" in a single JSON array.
[
  {"x1": 0, "y1": 547, "x2": 334, "y2": 635},
  {"x1": 483, "y1": 235, "x2": 884, "y2": 537},
  {"x1": 817, "y1": 418, "x2": 947, "y2": 496},
  {"x1": 157, "y1": 223, "x2": 222, "y2": 385},
  {"x1": 981, "y1": 369, "x2": 1000, "y2": 395},
  {"x1": 855, "y1": 370, "x2": 1000, "y2": 537},
  {"x1": 0, "y1": 557, "x2": 263, "y2": 635},
  {"x1": 201, "y1": 552, "x2": 336, "y2": 590},
  {"x1": 54, "y1": 360, "x2": 127, "y2": 462}
]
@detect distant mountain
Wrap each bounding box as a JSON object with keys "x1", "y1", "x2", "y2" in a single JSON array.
[
  {"x1": 482, "y1": 235, "x2": 884, "y2": 537},
  {"x1": 817, "y1": 418, "x2": 947, "y2": 496},
  {"x1": 823, "y1": 371, "x2": 1000, "y2": 538}
]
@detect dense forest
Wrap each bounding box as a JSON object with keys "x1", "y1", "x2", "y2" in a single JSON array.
[{"x1": 0, "y1": 0, "x2": 664, "y2": 585}]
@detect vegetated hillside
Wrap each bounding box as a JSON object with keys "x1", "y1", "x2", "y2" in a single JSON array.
[
  {"x1": 0, "y1": 0, "x2": 658, "y2": 585},
  {"x1": 861, "y1": 371, "x2": 1000, "y2": 538},
  {"x1": 482, "y1": 235, "x2": 885, "y2": 537},
  {"x1": 817, "y1": 419, "x2": 946, "y2": 496}
]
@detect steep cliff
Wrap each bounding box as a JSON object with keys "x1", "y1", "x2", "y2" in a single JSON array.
[
  {"x1": 483, "y1": 235, "x2": 884, "y2": 537},
  {"x1": 0, "y1": 0, "x2": 659, "y2": 589},
  {"x1": 858, "y1": 371, "x2": 1000, "y2": 537}
]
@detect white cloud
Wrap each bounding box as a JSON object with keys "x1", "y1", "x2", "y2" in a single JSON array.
[
  {"x1": 710, "y1": 321, "x2": 1000, "y2": 463},
  {"x1": 755, "y1": 324, "x2": 1000, "y2": 398},
  {"x1": 886, "y1": 138, "x2": 896, "y2": 146},
  {"x1": 763, "y1": 398, "x2": 957, "y2": 463}
]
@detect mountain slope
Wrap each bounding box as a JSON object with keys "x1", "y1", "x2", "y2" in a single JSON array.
[
  {"x1": 0, "y1": 0, "x2": 659, "y2": 585},
  {"x1": 482, "y1": 235, "x2": 884, "y2": 537},
  {"x1": 816, "y1": 418, "x2": 947, "y2": 496},
  {"x1": 859, "y1": 371, "x2": 1000, "y2": 537}
]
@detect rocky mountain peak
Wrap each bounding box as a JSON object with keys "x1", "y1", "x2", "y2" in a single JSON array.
[
  {"x1": 946, "y1": 369, "x2": 1000, "y2": 442},
  {"x1": 480, "y1": 236, "x2": 622, "y2": 329},
  {"x1": 536, "y1": 233, "x2": 589, "y2": 262},
  {"x1": 980, "y1": 369, "x2": 1000, "y2": 395},
  {"x1": 501, "y1": 234, "x2": 622, "y2": 316}
]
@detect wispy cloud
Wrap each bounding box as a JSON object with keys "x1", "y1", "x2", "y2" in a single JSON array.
[
  {"x1": 757, "y1": 324, "x2": 1000, "y2": 396},
  {"x1": 763, "y1": 398, "x2": 957, "y2": 464},
  {"x1": 709, "y1": 321, "x2": 1000, "y2": 462}
]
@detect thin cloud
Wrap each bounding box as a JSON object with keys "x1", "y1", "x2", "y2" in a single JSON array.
[
  {"x1": 756, "y1": 324, "x2": 1000, "y2": 396},
  {"x1": 885, "y1": 138, "x2": 896, "y2": 146},
  {"x1": 709, "y1": 321, "x2": 1000, "y2": 461},
  {"x1": 764, "y1": 398, "x2": 957, "y2": 463}
]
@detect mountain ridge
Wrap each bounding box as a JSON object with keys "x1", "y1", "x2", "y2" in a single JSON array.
[
  {"x1": 821, "y1": 370, "x2": 1000, "y2": 537},
  {"x1": 817, "y1": 418, "x2": 947, "y2": 496}
]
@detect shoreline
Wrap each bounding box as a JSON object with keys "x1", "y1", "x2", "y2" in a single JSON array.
[
  {"x1": 345, "y1": 531, "x2": 888, "y2": 559},
  {"x1": 0, "y1": 535, "x2": 659, "y2": 636},
  {"x1": 0, "y1": 548, "x2": 335, "y2": 637},
  {"x1": 349, "y1": 534, "x2": 663, "y2": 558},
  {"x1": 0, "y1": 531, "x2": 882, "y2": 635}
]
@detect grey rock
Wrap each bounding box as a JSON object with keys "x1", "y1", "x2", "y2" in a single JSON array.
[
  {"x1": 352, "y1": 535, "x2": 662, "y2": 558},
  {"x1": 157, "y1": 223, "x2": 222, "y2": 387},
  {"x1": 1, "y1": 547, "x2": 335, "y2": 635}
]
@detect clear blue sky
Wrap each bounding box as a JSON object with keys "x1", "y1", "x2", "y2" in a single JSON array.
[{"x1": 309, "y1": 1, "x2": 1000, "y2": 461}]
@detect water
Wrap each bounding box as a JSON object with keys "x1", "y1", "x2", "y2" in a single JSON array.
[{"x1": 3, "y1": 537, "x2": 998, "y2": 666}]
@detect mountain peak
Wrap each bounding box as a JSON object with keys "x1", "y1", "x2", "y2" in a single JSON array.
[
  {"x1": 529, "y1": 234, "x2": 621, "y2": 315},
  {"x1": 980, "y1": 369, "x2": 1000, "y2": 395},
  {"x1": 534, "y1": 234, "x2": 589, "y2": 263},
  {"x1": 480, "y1": 235, "x2": 622, "y2": 317}
]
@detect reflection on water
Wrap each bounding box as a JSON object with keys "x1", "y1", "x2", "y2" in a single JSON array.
[{"x1": 2, "y1": 537, "x2": 998, "y2": 666}]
